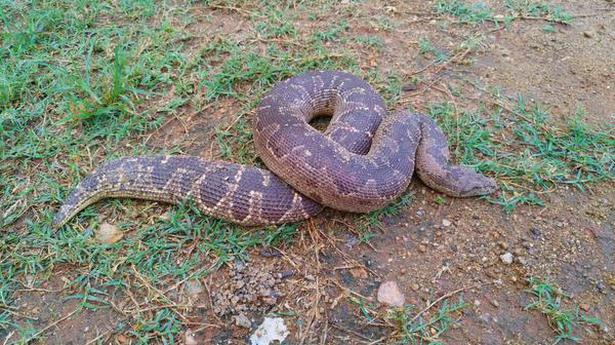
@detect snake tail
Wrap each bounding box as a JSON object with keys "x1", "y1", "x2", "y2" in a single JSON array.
[{"x1": 53, "y1": 156, "x2": 323, "y2": 228}]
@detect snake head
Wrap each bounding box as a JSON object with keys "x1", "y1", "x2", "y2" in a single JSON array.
[{"x1": 457, "y1": 172, "x2": 498, "y2": 197}]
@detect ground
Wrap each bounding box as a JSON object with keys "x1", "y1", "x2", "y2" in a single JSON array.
[{"x1": 0, "y1": 0, "x2": 614, "y2": 344}]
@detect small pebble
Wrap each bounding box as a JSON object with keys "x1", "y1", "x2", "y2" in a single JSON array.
[
  {"x1": 377, "y1": 281, "x2": 405, "y2": 307},
  {"x1": 442, "y1": 219, "x2": 452, "y2": 227},
  {"x1": 500, "y1": 252, "x2": 514, "y2": 265},
  {"x1": 234, "y1": 313, "x2": 252, "y2": 328}
]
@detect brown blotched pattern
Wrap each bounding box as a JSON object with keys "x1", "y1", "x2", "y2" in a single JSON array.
[{"x1": 54, "y1": 71, "x2": 496, "y2": 227}]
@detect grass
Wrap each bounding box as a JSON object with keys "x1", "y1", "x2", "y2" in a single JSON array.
[
  {"x1": 0, "y1": 0, "x2": 612, "y2": 343},
  {"x1": 0, "y1": 0, "x2": 357, "y2": 342},
  {"x1": 434, "y1": 0, "x2": 495, "y2": 25},
  {"x1": 428, "y1": 98, "x2": 614, "y2": 211},
  {"x1": 434, "y1": 0, "x2": 573, "y2": 25},
  {"x1": 387, "y1": 297, "x2": 467, "y2": 345},
  {"x1": 348, "y1": 295, "x2": 467, "y2": 345},
  {"x1": 525, "y1": 277, "x2": 603, "y2": 343},
  {"x1": 419, "y1": 38, "x2": 449, "y2": 64}
]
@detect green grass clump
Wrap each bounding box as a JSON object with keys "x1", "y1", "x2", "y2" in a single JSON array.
[
  {"x1": 419, "y1": 38, "x2": 449, "y2": 64},
  {"x1": 428, "y1": 98, "x2": 614, "y2": 211},
  {"x1": 387, "y1": 297, "x2": 467, "y2": 345},
  {"x1": 525, "y1": 277, "x2": 603, "y2": 343},
  {"x1": 348, "y1": 294, "x2": 467, "y2": 344},
  {"x1": 505, "y1": 0, "x2": 573, "y2": 24},
  {"x1": 434, "y1": 0, "x2": 495, "y2": 24},
  {"x1": 435, "y1": 0, "x2": 573, "y2": 25},
  {"x1": 355, "y1": 35, "x2": 385, "y2": 50}
]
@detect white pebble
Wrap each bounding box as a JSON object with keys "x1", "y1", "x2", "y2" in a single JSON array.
[{"x1": 500, "y1": 252, "x2": 514, "y2": 265}]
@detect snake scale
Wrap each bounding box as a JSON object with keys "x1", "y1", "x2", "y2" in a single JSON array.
[{"x1": 54, "y1": 71, "x2": 497, "y2": 227}]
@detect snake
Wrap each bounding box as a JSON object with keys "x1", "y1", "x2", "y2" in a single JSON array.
[{"x1": 53, "y1": 71, "x2": 497, "y2": 228}]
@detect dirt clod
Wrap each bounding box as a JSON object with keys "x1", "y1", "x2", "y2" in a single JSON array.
[{"x1": 212, "y1": 263, "x2": 284, "y2": 316}]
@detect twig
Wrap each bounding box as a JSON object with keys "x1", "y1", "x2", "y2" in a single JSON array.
[
  {"x1": 85, "y1": 329, "x2": 112, "y2": 345},
  {"x1": 208, "y1": 4, "x2": 253, "y2": 16},
  {"x1": 366, "y1": 335, "x2": 388, "y2": 345},
  {"x1": 330, "y1": 279, "x2": 371, "y2": 301},
  {"x1": 330, "y1": 323, "x2": 373, "y2": 341},
  {"x1": 130, "y1": 266, "x2": 190, "y2": 323},
  {"x1": 410, "y1": 282, "x2": 494, "y2": 323},
  {"x1": 125, "y1": 304, "x2": 209, "y2": 313},
  {"x1": 202, "y1": 275, "x2": 224, "y2": 324},
  {"x1": 0, "y1": 307, "x2": 38, "y2": 321},
  {"x1": 316, "y1": 224, "x2": 381, "y2": 278},
  {"x1": 320, "y1": 318, "x2": 329, "y2": 345},
  {"x1": 299, "y1": 220, "x2": 325, "y2": 345},
  {"x1": 2, "y1": 331, "x2": 14, "y2": 345},
  {"x1": 407, "y1": 60, "x2": 438, "y2": 77},
  {"x1": 163, "y1": 262, "x2": 216, "y2": 294},
  {"x1": 333, "y1": 264, "x2": 370, "y2": 271},
  {"x1": 26, "y1": 308, "x2": 79, "y2": 342}
]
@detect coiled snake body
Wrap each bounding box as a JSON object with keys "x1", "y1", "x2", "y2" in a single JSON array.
[{"x1": 54, "y1": 71, "x2": 496, "y2": 227}]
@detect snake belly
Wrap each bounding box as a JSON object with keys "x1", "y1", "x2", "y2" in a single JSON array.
[{"x1": 54, "y1": 71, "x2": 496, "y2": 227}]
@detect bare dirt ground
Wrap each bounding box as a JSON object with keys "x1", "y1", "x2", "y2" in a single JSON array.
[{"x1": 3, "y1": 0, "x2": 614, "y2": 344}]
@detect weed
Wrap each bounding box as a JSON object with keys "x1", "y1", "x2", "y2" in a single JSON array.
[
  {"x1": 435, "y1": 0, "x2": 573, "y2": 25},
  {"x1": 387, "y1": 297, "x2": 467, "y2": 344},
  {"x1": 505, "y1": 0, "x2": 573, "y2": 24},
  {"x1": 254, "y1": 8, "x2": 298, "y2": 39},
  {"x1": 525, "y1": 277, "x2": 603, "y2": 343},
  {"x1": 349, "y1": 296, "x2": 467, "y2": 345},
  {"x1": 313, "y1": 20, "x2": 350, "y2": 43},
  {"x1": 419, "y1": 38, "x2": 449, "y2": 63},
  {"x1": 434, "y1": 0, "x2": 495, "y2": 24},
  {"x1": 543, "y1": 24, "x2": 556, "y2": 33},
  {"x1": 355, "y1": 35, "x2": 385, "y2": 50},
  {"x1": 350, "y1": 296, "x2": 378, "y2": 323},
  {"x1": 370, "y1": 16, "x2": 397, "y2": 32},
  {"x1": 357, "y1": 193, "x2": 413, "y2": 232}
]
